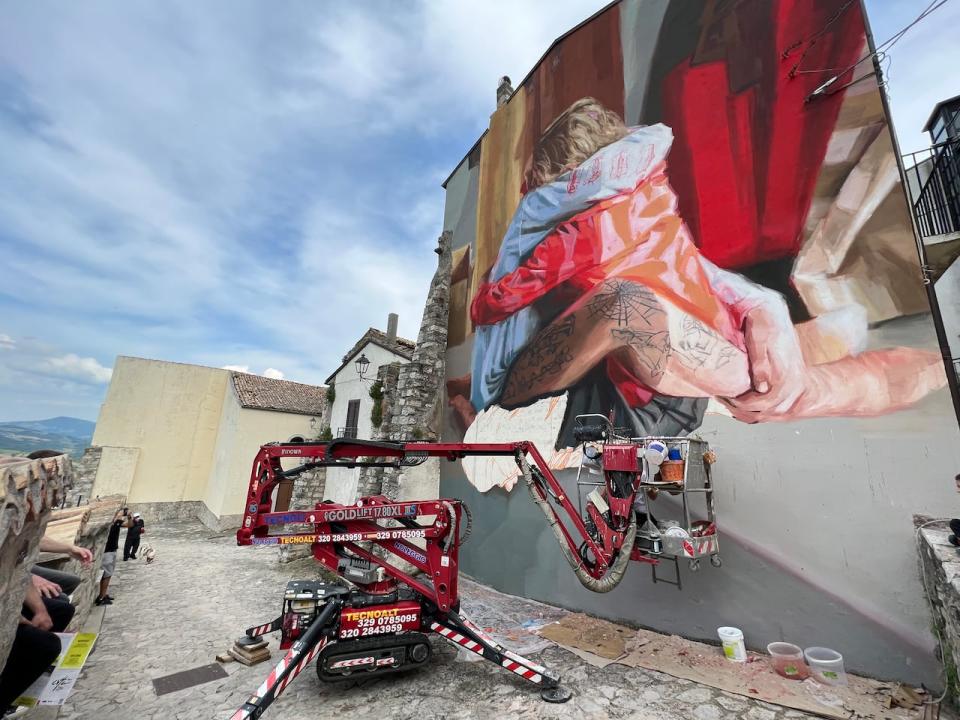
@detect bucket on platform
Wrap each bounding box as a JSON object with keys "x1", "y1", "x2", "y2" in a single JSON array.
[
  {"x1": 717, "y1": 627, "x2": 747, "y2": 662},
  {"x1": 804, "y1": 647, "x2": 846, "y2": 685},
  {"x1": 660, "y1": 459, "x2": 685, "y2": 483}
]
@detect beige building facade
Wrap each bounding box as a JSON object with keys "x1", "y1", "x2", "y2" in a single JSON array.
[{"x1": 90, "y1": 356, "x2": 326, "y2": 529}]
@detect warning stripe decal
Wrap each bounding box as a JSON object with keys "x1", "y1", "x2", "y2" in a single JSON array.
[
  {"x1": 430, "y1": 621, "x2": 543, "y2": 685},
  {"x1": 430, "y1": 621, "x2": 483, "y2": 653},
  {"x1": 501, "y1": 658, "x2": 543, "y2": 684},
  {"x1": 276, "y1": 638, "x2": 328, "y2": 695},
  {"x1": 250, "y1": 622, "x2": 273, "y2": 636}
]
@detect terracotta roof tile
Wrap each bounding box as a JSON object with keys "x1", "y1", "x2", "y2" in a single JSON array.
[{"x1": 231, "y1": 373, "x2": 327, "y2": 416}]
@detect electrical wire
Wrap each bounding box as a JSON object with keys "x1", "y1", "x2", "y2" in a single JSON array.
[
  {"x1": 915, "y1": 518, "x2": 953, "y2": 705},
  {"x1": 811, "y1": 50, "x2": 889, "y2": 101},
  {"x1": 786, "y1": 0, "x2": 857, "y2": 74},
  {"x1": 803, "y1": 0, "x2": 952, "y2": 103},
  {"x1": 797, "y1": 0, "x2": 951, "y2": 83}
]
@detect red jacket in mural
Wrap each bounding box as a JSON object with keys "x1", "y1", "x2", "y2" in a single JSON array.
[{"x1": 471, "y1": 161, "x2": 750, "y2": 408}]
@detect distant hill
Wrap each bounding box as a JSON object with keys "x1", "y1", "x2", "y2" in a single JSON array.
[{"x1": 0, "y1": 416, "x2": 95, "y2": 458}]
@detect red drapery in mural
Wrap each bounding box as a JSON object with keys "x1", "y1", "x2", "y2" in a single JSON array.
[{"x1": 661, "y1": 0, "x2": 865, "y2": 270}]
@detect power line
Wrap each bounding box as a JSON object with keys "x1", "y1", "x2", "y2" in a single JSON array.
[
  {"x1": 786, "y1": 0, "x2": 857, "y2": 76},
  {"x1": 803, "y1": 0, "x2": 952, "y2": 101}
]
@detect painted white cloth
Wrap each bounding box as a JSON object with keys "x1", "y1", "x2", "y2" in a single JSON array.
[{"x1": 462, "y1": 395, "x2": 582, "y2": 492}]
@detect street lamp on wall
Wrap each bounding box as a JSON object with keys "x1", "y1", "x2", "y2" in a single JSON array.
[{"x1": 355, "y1": 353, "x2": 370, "y2": 380}]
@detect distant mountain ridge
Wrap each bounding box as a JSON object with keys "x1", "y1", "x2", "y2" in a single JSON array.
[{"x1": 0, "y1": 416, "x2": 95, "y2": 457}]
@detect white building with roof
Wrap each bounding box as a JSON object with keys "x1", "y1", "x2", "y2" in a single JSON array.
[
  {"x1": 323, "y1": 313, "x2": 415, "y2": 503},
  {"x1": 89, "y1": 355, "x2": 327, "y2": 529}
]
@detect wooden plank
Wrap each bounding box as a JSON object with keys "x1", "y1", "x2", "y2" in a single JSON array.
[
  {"x1": 42, "y1": 515, "x2": 85, "y2": 547},
  {"x1": 227, "y1": 648, "x2": 271, "y2": 666}
]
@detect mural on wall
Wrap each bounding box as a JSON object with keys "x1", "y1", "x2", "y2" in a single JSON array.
[{"x1": 444, "y1": 0, "x2": 947, "y2": 490}]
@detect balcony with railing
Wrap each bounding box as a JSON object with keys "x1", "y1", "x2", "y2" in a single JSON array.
[
  {"x1": 903, "y1": 136, "x2": 960, "y2": 282},
  {"x1": 337, "y1": 426, "x2": 358, "y2": 439},
  {"x1": 904, "y1": 137, "x2": 960, "y2": 241}
]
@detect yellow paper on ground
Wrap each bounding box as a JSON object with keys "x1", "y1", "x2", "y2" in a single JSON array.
[
  {"x1": 60, "y1": 633, "x2": 97, "y2": 669},
  {"x1": 14, "y1": 631, "x2": 99, "y2": 707}
]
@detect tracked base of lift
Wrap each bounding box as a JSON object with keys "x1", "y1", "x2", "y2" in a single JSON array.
[{"x1": 541, "y1": 685, "x2": 573, "y2": 703}]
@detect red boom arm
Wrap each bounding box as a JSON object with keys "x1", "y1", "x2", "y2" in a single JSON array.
[{"x1": 237, "y1": 437, "x2": 645, "y2": 598}]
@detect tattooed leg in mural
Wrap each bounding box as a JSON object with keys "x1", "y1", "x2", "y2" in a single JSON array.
[
  {"x1": 500, "y1": 279, "x2": 750, "y2": 407},
  {"x1": 499, "y1": 279, "x2": 947, "y2": 421}
]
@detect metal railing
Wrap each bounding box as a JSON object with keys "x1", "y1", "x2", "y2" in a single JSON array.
[
  {"x1": 903, "y1": 137, "x2": 960, "y2": 239},
  {"x1": 337, "y1": 426, "x2": 358, "y2": 439}
]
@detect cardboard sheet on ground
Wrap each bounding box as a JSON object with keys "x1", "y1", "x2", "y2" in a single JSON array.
[
  {"x1": 15, "y1": 632, "x2": 98, "y2": 707},
  {"x1": 539, "y1": 614, "x2": 919, "y2": 720}
]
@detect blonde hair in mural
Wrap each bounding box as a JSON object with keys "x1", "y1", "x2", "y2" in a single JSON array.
[{"x1": 524, "y1": 97, "x2": 630, "y2": 191}]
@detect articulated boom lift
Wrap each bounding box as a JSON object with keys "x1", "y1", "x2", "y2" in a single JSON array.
[{"x1": 230, "y1": 420, "x2": 708, "y2": 719}]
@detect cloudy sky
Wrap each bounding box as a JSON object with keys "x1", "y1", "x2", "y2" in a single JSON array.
[{"x1": 1, "y1": 0, "x2": 957, "y2": 422}]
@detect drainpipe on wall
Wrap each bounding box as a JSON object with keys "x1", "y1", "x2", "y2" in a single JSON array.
[{"x1": 860, "y1": 0, "x2": 960, "y2": 431}]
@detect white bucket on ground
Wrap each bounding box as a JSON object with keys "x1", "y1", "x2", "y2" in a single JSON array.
[{"x1": 717, "y1": 626, "x2": 747, "y2": 662}]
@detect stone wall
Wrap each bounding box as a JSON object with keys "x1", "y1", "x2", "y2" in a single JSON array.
[
  {"x1": 0, "y1": 455, "x2": 70, "y2": 665},
  {"x1": 358, "y1": 362, "x2": 401, "y2": 498},
  {"x1": 278, "y1": 467, "x2": 327, "y2": 563},
  {"x1": 359, "y1": 231, "x2": 451, "y2": 500},
  {"x1": 71, "y1": 446, "x2": 103, "y2": 505},
  {"x1": 916, "y1": 517, "x2": 957, "y2": 704}
]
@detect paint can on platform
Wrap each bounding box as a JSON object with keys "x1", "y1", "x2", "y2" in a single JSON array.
[{"x1": 717, "y1": 626, "x2": 747, "y2": 662}]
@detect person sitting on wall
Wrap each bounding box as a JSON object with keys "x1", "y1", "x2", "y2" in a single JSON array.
[
  {"x1": 0, "y1": 449, "x2": 91, "y2": 712},
  {"x1": 30, "y1": 536, "x2": 94, "y2": 652},
  {"x1": 0, "y1": 581, "x2": 69, "y2": 712},
  {"x1": 2, "y1": 552, "x2": 79, "y2": 712},
  {"x1": 25, "y1": 450, "x2": 91, "y2": 622}
]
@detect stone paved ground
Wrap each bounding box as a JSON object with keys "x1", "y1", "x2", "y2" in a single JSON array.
[{"x1": 57, "y1": 519, "x2": 820, "y2": 720}]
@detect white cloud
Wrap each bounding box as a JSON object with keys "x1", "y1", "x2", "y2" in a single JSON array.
[
  {"x1": 41, "y1": 354, "x2": 112, "y2": 384},
  {"x1": 222, "y1": 365, "x2": 284, "y2": 380},
  {"x1": 222, "y1": 365, "x2": 251, "y2": 373},
  {"x1": 0, "y1": 334, "x2": 14, "y2": 350}
]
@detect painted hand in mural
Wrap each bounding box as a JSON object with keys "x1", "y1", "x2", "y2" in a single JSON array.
[{"x1": 721, "y1": 296, "x2": 807, "y2": 422}]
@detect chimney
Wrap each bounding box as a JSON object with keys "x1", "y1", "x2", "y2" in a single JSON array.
[
  {"x1": 496, "y1": 76, "x2": 513, "y2": 108},
  {"x1": 386, "y1": 313, "x2": 398, "y2": 344}
]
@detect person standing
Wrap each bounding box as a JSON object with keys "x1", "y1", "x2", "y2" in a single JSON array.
[
  {"x1": 97, "y1": 509, "x2": 131, "y2": 606},
  {"x1": 123, "y1": 512, "x2": 144, "y2": 561}
]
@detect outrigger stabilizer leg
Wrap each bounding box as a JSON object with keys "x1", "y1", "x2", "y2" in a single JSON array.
[
  {"x1": 244, "y1": 616, "x2": 283, "y2": 640},
  {"x1": 230, "y1": 599, "x2": 342, "y2": 720},
  {"x1": 429, "y1": 610, "x2": 572, "y2": 703}
]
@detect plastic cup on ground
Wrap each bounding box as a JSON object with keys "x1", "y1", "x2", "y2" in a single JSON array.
[
  {"x1": 804, "y1": 646, "x2": 846, "y2": 685},
  {"x1": 766, "y1": 642, "x2": 809, "y2": 680}
]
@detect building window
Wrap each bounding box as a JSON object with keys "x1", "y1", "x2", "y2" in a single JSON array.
[
  {"x1": 932, "y1": 115, "x2": 947, "y2": 144},
  {"x1": 340, "y1": 399, "x2": 360, "y2": 439}
]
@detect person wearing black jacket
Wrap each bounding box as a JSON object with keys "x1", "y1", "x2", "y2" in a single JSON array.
[{"x1": 123, "y1": 512, "x2": 144, "y2": 561}]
